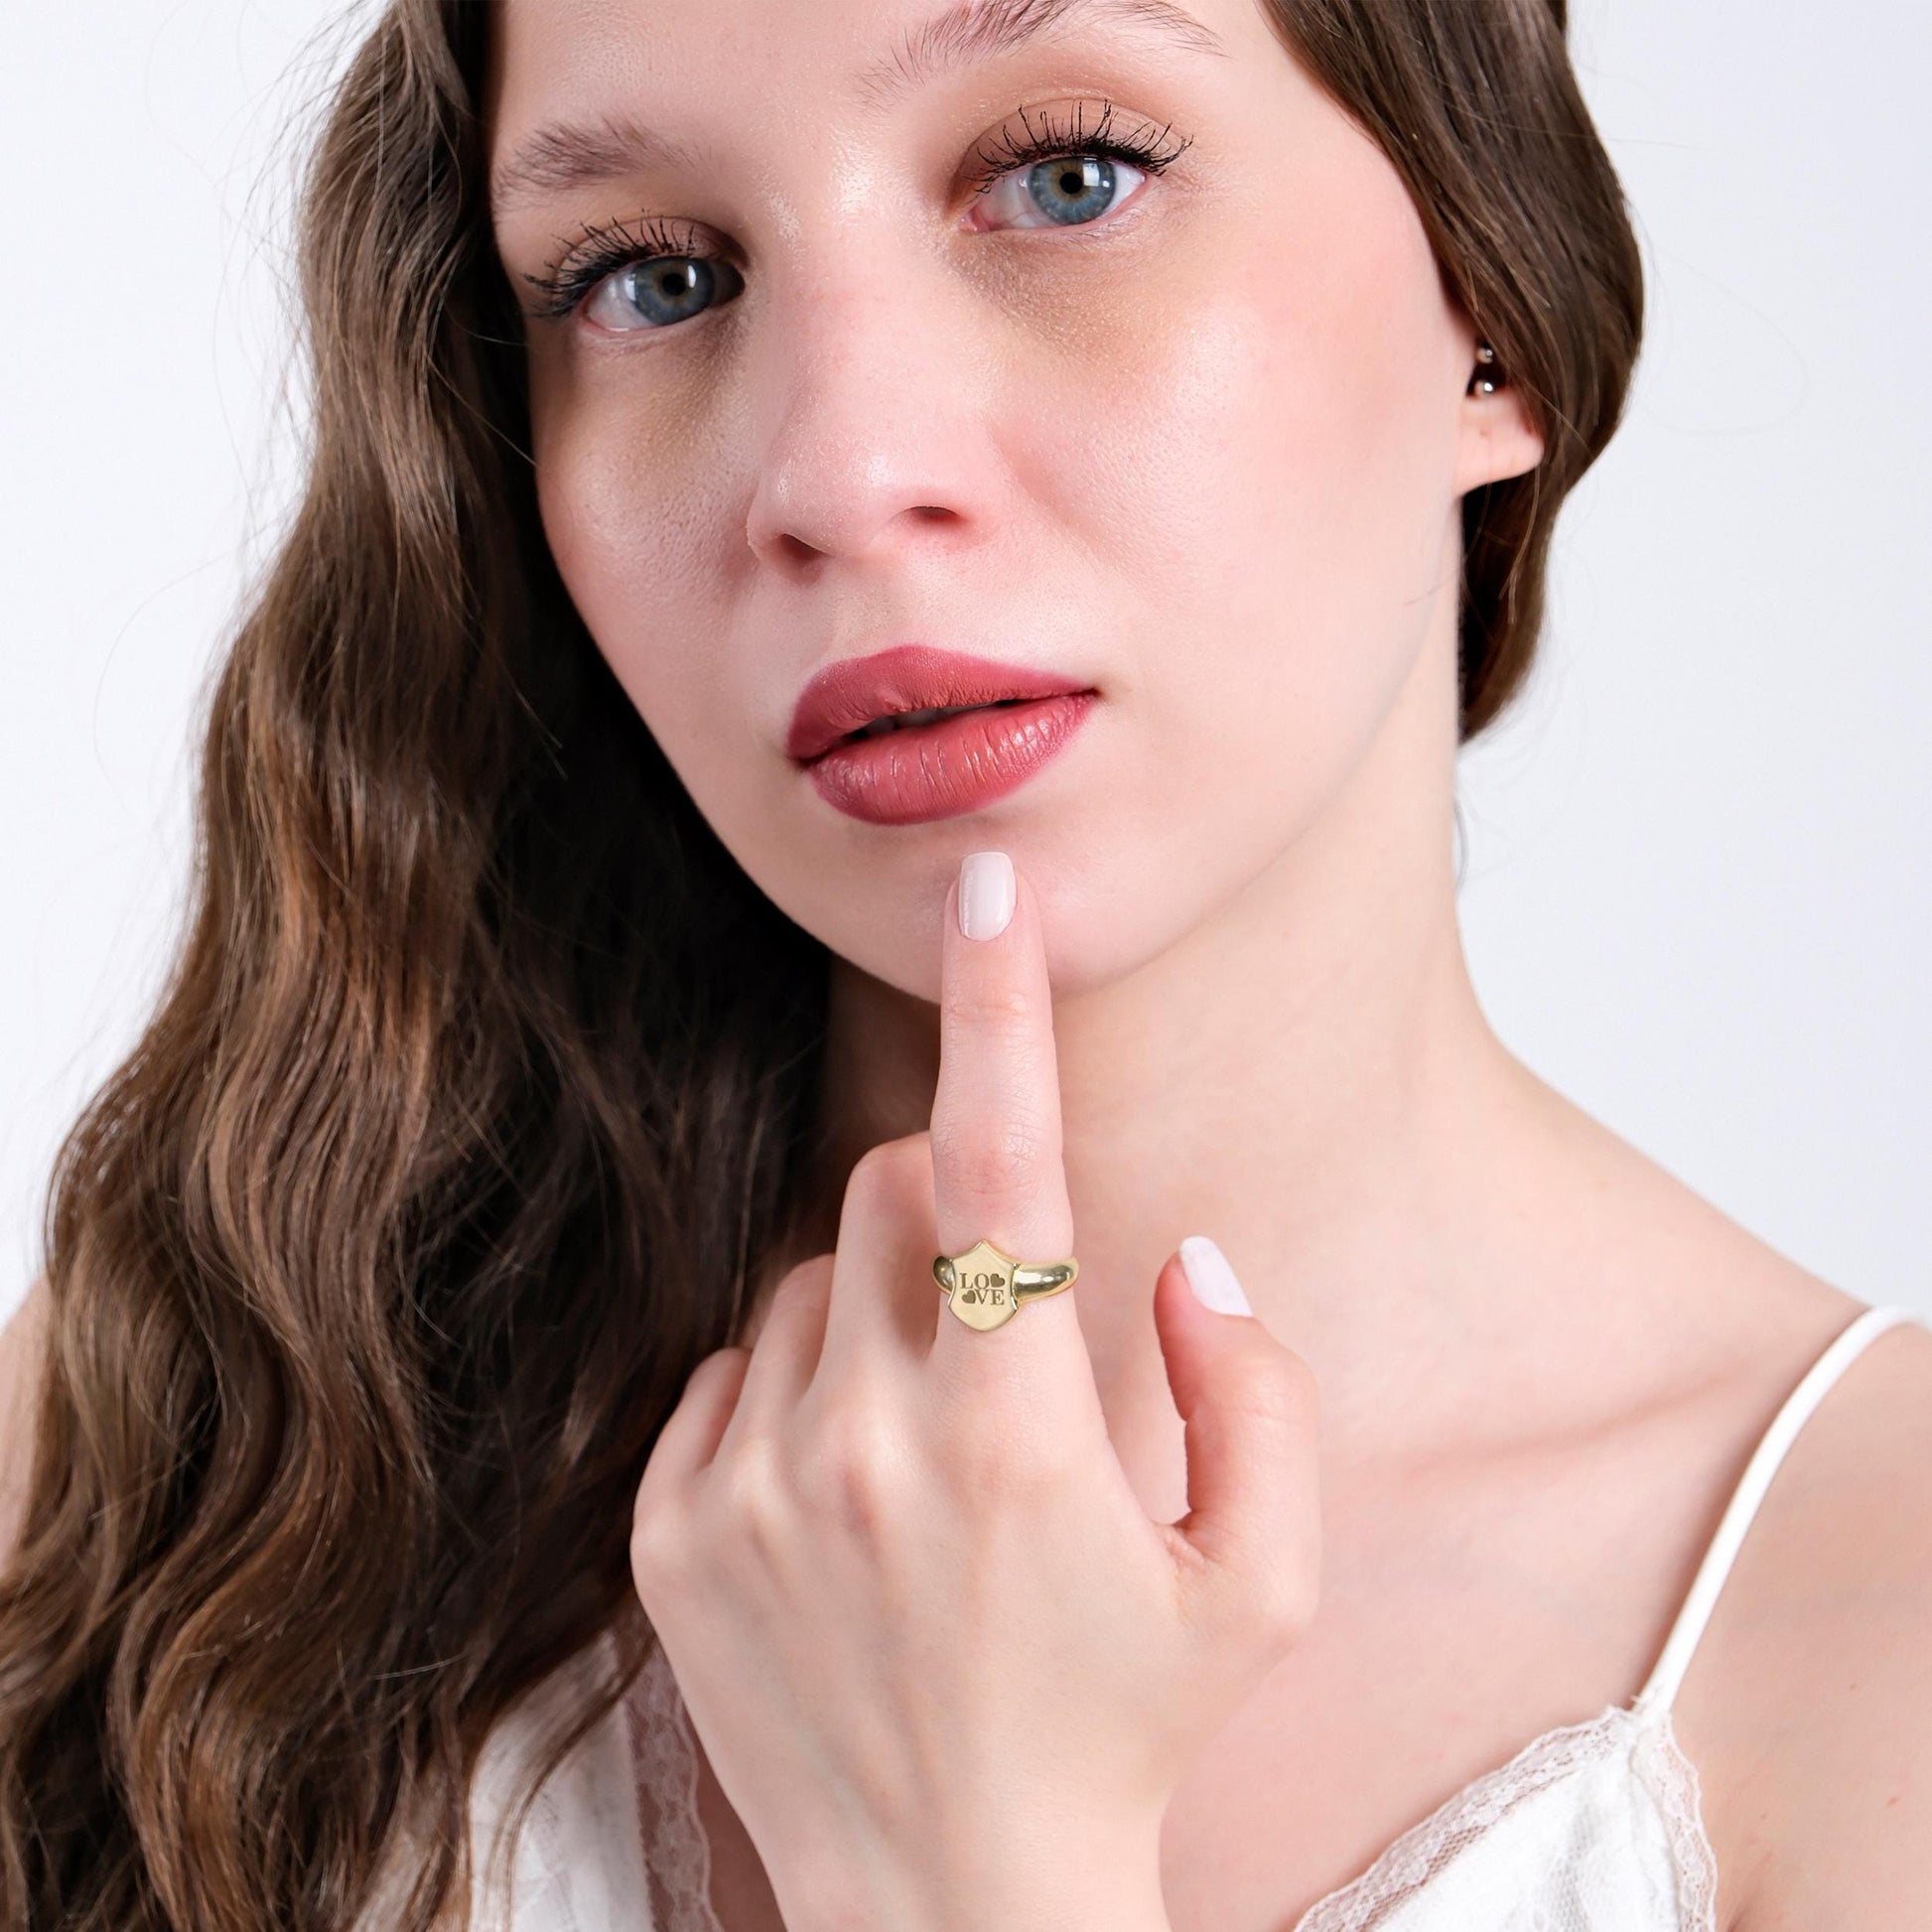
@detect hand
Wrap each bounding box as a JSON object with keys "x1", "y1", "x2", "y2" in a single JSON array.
[{"x1": 629, "y1": 850, "x2": 1321, "y2": 1932}]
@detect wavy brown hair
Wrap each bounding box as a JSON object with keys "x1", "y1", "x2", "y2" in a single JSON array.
[{"x1": 0, "y1": 0, "x2": 1642, "y2": 1924}]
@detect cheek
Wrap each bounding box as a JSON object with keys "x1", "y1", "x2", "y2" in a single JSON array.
[
  {"x1": 925, "y1": 148, "x2": 1460, "y2": 996},
  {"x1": 528, "y1": 346, "x2": 742, "y2": 754},
  {"x1": 1074, "y1": 146, "x2": 1458, "y2": 810}
]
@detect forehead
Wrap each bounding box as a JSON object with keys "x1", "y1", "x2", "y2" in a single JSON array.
[{"x1": 486, "y1": 0, "x2": 1240, "y2": 205}]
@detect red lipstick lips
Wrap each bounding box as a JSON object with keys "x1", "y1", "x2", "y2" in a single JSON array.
[{"x1": 787, "y1": 643, "x2": 1098, "y2": 827}]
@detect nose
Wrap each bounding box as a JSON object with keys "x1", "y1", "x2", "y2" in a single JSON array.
[{"x1": 742, "y1": 242, "x2": 1004, "y2": 575}]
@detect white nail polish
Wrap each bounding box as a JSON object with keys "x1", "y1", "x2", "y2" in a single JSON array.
[
  {"x1": 1179, "y1": 1235, "x2": 1251, "y2": 1315},
  {"x1": 959, "y1": 851, "x2": 1015, "y2": 940}
]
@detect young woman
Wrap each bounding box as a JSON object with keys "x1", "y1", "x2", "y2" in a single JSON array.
[{"x1": 2, "y1": 0, "x2": 1926, "y2": 1926}]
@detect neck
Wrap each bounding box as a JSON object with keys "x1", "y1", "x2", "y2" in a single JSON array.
[{"x1": 799, "y1": 618, "x2": 1575, "y2": 1492}]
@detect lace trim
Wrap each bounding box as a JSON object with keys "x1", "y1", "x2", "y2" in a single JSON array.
[
  {"x1": 1632, "y1": 1707, "x2": 1720, "y2": 1932},
  {"x1": 626, "y1": 1639, "x2": 725, "y2": 1932},
  {"x1": 1290, "y1": 1705, "x2": 1638, "y2": 1931},
  {"x1": 623, "y1": 1653, "x2": 1719, "y2": 1932}
]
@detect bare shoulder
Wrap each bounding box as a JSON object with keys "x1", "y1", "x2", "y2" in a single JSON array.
[
  {"x1": 1432, "y1": 1090, "x2": 1922, "y2": 1925},
  {"x1": 0, "y1": 1278, "x2": 52, "y2": 1563},
  {"x1": 1717, "y1": 1302, "x2": 1932, "y2": 1930}
]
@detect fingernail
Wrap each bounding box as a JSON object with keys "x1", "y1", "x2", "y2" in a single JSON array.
[
  {"x1": 959, "y1": 851, "x2": 1015, "y2": 940},
  {"x1": 1179, "y1": 1235, "x2": 1251, "y2": 1315}
]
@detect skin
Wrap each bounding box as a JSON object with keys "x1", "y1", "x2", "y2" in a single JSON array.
[
  {"x1": 634, "y1": 857, "x2": 1320, "y2": 1932},
  {"x1": 0, "y1": 0, "x2": 1916, "y2": 1924},
  {"x1": 1, "y1": 0, "x2": 1925, "y2": 1925}
]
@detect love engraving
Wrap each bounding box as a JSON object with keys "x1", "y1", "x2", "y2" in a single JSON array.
[
  {"x1": 955, "y1": 1272, "x2": 1010, "y2": 1306},
  {"x1": 943, "y1": 1240, "x2": 1025, "y2": 1330}
]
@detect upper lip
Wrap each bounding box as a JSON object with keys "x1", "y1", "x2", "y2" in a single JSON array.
[{"x1": 785, "y1": 643, "x2": 1096, "y2": 762}]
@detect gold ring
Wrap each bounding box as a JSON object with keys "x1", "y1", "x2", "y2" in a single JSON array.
[{"x1": 932, "y1": 1238, "x2": 1079, "y2": 1331}]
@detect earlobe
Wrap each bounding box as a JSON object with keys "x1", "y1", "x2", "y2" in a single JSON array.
[{"x1": 1456, "y1": 341, "x2": 1546, "y2": 490}]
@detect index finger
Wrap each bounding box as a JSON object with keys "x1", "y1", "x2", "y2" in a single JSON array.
[{"x1": 926, "y1": 850, "x2": 1081, "y2": 1369}]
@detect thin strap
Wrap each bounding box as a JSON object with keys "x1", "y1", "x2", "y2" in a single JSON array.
[{"x1": 1634, "y1": 1302, "x2": 1927, "y2": 1717}]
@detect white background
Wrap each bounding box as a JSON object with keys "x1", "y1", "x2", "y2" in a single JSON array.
[{"x1": 2, "y1": 1, "x2": 1927, "y2": 1330}]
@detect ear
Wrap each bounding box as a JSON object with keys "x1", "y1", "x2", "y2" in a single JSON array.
[{"x1": 1452, "y1": 342, "x2": 1545, "y2": 495}]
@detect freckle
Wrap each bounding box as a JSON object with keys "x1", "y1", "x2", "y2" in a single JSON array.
[{"x1": 1887, "y1": 1793, "x2": 1901, "y2": 1807}]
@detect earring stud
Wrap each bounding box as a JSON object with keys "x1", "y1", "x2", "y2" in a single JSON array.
[{"x1": 1470, "y1": 341, "x2": 1500, "y2": 396}]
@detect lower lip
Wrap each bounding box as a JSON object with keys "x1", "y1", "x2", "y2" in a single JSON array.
[{"x1": 801, "y1": 692, "x2": 1099, "y2": 826}]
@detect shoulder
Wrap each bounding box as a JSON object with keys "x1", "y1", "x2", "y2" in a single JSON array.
[
  {"x1": 0, "y1": 1278, "x2": 52, "y2": 1563},
  {"x1": 1724, "y1": 1307, "x2": 1932, "y2": 1930}
]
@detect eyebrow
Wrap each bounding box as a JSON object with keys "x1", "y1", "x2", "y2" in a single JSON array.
[{"x1": 489, "y1": 0, "x2": 1227, "y2": 215}]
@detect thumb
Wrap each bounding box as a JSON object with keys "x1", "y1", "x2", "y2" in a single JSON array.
[{"x1": 1153, "y1": 1236, "x2": 1321, "y2": 1638}]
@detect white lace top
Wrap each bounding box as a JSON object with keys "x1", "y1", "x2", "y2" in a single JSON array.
[{"x1": 399, "y1": 1301, "x2": 1923, "y2": 1932}]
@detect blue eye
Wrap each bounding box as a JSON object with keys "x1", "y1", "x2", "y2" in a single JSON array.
[
  {"x1": 519, "y1": 211, "x2": 741, "y2": 331},
  {"x1": 585, "y1": 253, "x2": 744, "y2": 333},
  {"x1": 965, "y1": 100, "x2": 1191, "y2": 230},
  {"x1": 975, "y1": 151, "x2": 1139, "y2": 228},
  {"x1": 519, "y1": 98, "x2": 1191, "y2": 332}
]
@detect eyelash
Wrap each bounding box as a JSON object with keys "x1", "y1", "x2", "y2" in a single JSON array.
[{"x1": 518, "y1": 98, "x2": 1192, "y2": 325}]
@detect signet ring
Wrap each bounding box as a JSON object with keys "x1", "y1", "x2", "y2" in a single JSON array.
[{"x1": 932, "y1": 1238, "x2": 1079, "y2": 1332}]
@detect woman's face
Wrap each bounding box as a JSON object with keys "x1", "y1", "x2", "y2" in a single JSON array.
[{"x1": 484, "y1": 0, "x2": 1542, "y2": 1001}]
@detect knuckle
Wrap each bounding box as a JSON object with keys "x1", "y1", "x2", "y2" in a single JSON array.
[
  {"x1": 629, "y1": 1496, "x2": 689, "y2": 1597},
  {"x1": 941, "y1": 982, "x2": 1035, "y2": 1033},
  {"x1": 767, "y1": 1254, "x2": 833, "y2": 1315},
  {"x1": 682, "y1": 1346, "x2": 754, "y2": 1422},
  {"x1": 716, "y1": 1433, "x2": 794, "y2": 1562},
  {"x1": 842, "y1": 1135, "x2": 930, "y2": 1216},
  {"x1": 1279, "y1": 1345, "x2": 1321, "y2": 1409},
  {"x1": 686, "y1": 1343, "x2": 749, "y2": 1390},
  {"x1": 928, "y1": 1110, "x2": 1055, "y2": 1201},
  {"x1": 798, "y1": 1404, "x2": 905, "y2": 1537},
  {"x1": 1226, "y1": 1350, "x2": 1313, "y2": 1436}
]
